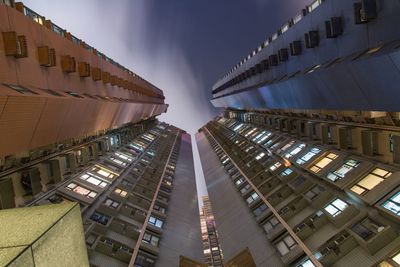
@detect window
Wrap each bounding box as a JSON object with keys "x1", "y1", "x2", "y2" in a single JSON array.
[
  {"x1": 280, "y1": 168, "x2": 293, "y2": 176},
  {"x1": 65, "y1": 91, "x2": 84, "y2": 98},
  {"x1": 142, "y1": 232, "x2": 160, "y2": 247},
  {"x1": 296, "y1": 148, "x2": 321, "y2": 165},
  {"x1": 253, "y1": 203, "x2": 268, "y2": 217},
  {"x1": 235, "y1": 177, "x2": 244, "y2": 186},
  {"x1": 379, "y1": 250, "x2": 400, "y2": 266},
  {"x1": 114, "y1": 188, "x2": 127, "y2": 197},
  {"x1": 270, "y1": 162, "x2": 282, "y2": 171},
  {"x1": 246, "y1": 192, "x2": 259, "y2": 204},
  {"x1": 351, "y1": 217, "x2": 385, "y2": 241},
  {"x1": 351, "y1": 168, "x2": 392, "y2": 195},
  {"x1": 90, "y1": 211, "x2": 110, "y2": 225},
  {"x1": 257, "y1": 132, "x2": 272, "y2": 144},
  {"x1": 153, "y1": 204, "x2": 166, "y2": 214},
  {"x1": 109, "y1": 157, "x2": 127, "y2": 166},
  {"x1": 66, "y1": 183, "x2": 97, "y2": 198},
  {"x1": 324, "y1": 198, "x2": 348, "y2": 217},
  {"x1": 4, "y1": 84, "x2": 38, "y2": 95},
  {"x1": 149, "y1": 216, "x2": 164, "y2": 228},
  {"x1": 240, "y1": 184, "x2": 251, "y2": 194},
  {"x1": 263, "y1": 216, "x2": 280, "y2": 233},
  {"x1": 255, "y1": 152, "x2": 265, "y2": 160},
  {"x1": 296, "y1": 258, "x2": 316, "y2": 267},
  {"x1": 104, "y1": 198, "x2": 120, "y2": 209},
  {"x1": 276, "y1": 235, "x2": 297, "y2": 256},
  {"x1": 279, "y1": 140, "x2": 295, "y2": 153},
  {"x1": 115, "y1": 152, "x2": 133, "y2": 162},
  {"x1": 304, "y1": 185, "x2": 325, "y2": 200},
  {"x1": 309, "y1": 153, "x2": 338, "y2": 173},
  {"x1": 285, "y1": 143, "x2": 306, "y2": 159},
  {"x1": 79, "y1": 173, "x2": 108, "y2": 188},
  {"x1": 382, "y1": 191, "x2": 400, "y2": 216},
  {"x1": 326, "y1": 159, "x2": 360, "y2": 182}
]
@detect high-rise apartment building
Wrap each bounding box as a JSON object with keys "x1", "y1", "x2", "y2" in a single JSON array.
[
  {"x1": 200, "y1": 196, "x2": 223, "y2": 267},
  {"x1": 197, "y1": 0, "x2": 400, "y2": 266},
  {"x1": 0, "y1": 1, "x2": 203, "y2": 266}
]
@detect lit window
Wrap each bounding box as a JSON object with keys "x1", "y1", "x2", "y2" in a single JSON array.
[
  {"x1": 296, "y1": 148, "x2": 321, "y2": 165},
  {"x1": 309, "y1": 153, "x2": 338, "y2": 173},
  {"x1": 235, "y1": 178, "x2": 244, "y2": 186},
  {"x1": 233, "y1": 123, "x2": 244, "y2": 131},
  {"x1": 382, "y1": 191, "x2": 400, "y2": 216},
  {"x1": 350, "y1": 168, "x2": 392, "y2": 195},
  {"x1": 324, "y1": 198, "x2": 348, "y2": 217},
  {"x1": 270, "y1": 162, "x2": 282, "y2": 171},
  {"x1": 255, "y1": 152, "x2": 265, "y2": 160},
  {"x1": 279, "y1": 140, "x2": 295, "y2": 153},
  {"x1": 326, "y1": 159, "x2": 360, "y2": 182},
  {"x1": 66, "y1": 183, "x2": 97, "y2": 198},
  {"x1": 109, "y1": 157, "x2": 127, "y2": 166},
  {"x1": 246, "y1": 192, "x2": 259, "y2": 204},
  {"x1": 149, "y1": 216, "x2": 164, "y2": 228},
  {"x1": 257, "y1": 132, "x2": 272, "y2": 144},
  {"x1": 79, "y1": 173, "x2": 108, "y2": 188},
  {"x1": 285, "y1": 143, "x2": 306, "y2": 159},
  {"x1": 114, "y1": 188, "x2": 127, "y2": 197},
  {"x1": 276, "y1": 235, "x2": 297, "y2": 256},
  {"x1": 280, "y1": 168, "x2": 293, "y2": 176}
]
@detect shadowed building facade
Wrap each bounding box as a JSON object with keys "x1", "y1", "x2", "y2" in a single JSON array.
[
  {"x1": 197, "y1": 0, "x2": 400, "y2": 266},
  {"x1": 0, "y1": 1, "x2": 202, "y2": 266}
]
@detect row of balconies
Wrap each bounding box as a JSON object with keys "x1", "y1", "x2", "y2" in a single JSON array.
[{"x1": 203, "y1": 120, "x2": 400, "y2": 266}]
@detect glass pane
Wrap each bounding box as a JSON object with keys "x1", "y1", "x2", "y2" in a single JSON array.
[
  {"x1": 332, "y1": 199, "x2": 348, "y2": 211},
  {"x1": 324, "y1": 204, "x2": 338, "y2": 216},
  {"x1": 350, "y1": 185, "x2": 365, "y2": 195},
  {"x1": 358, "y1": 174, "x2": 383, "y2": 190}
]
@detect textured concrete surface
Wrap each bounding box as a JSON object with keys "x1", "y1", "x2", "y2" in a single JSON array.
[
  {"x1": 196, "y1": 132, "x2": 283, "y2": 266},
  {"x1": 156, "y1": 133, "x2": 204, "y2": 266},
  {"x1": 0, "y1": 203, "x2": 89, "y2": 267}
]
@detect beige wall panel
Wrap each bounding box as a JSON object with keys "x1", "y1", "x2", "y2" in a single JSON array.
[
  {"x1": 28, "y1": 98, "x2": 70, "y2": 149},
  {"x1": 0, "y1": 96, "x2": 46, "y2": 156},
  {"x1": 0, "y1": 95, "x2": 8, "y2": 118},
  {"x1": 56, "y1": 100, "x2": 90, "y2": 141}
]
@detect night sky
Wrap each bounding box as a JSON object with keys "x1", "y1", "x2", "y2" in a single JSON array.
[{"x1": 24, "y1": 0, "x2": 312, "y2": 205}]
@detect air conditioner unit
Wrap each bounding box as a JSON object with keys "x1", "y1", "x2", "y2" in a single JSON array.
[
  {"x1": 2, "y1": 31, "x2": 28, "y2": 58},
  {"x1": 354, "y1": 0, "x2": 377, "y2": 24},
  {"x1": 278, "y1": 48, "x2": 289, "y2": 62},
  {"x1": 290, "y1": 41, "x2": 302, "y2": 56},
  {"x1": 326, "y1": 17, "x2": 343, "y2": 38},
  {"x1": 78, "y1": 62, "x2": 91, "y2": 77},
  {"x1": 91, "y1": 67, "x2": 102, "y2": 81},
  {"x1": 269, "y1": 54, "x2": 278, "y2": 66},
  {"x1": 38, "y1": 46, "x2": 56, "y2": 67},
  {"x1": 305, "y1": 31, "x2": 319, "y2": 48},
  {"x1": 61, "y1": 55, "x2": 76, "y2": 73}
]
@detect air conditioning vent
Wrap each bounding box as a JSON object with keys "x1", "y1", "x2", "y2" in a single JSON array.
[
  {"x1": 78, "y1": 62, "x2": 91, "y2": 77},
  {"x1": 326, "y1": 17, "x2": 343, "y2": 38},
  {"x1": 278, "y1": 48, "x2": 289, "y2": 62},
  {"x1": 2, "y1": 31, "x2": 28, "y2": 58},
  {"x1": 354, "y1": 0, "x2": 377, "y2": 24},
  {"x1": 305, "y1": 31, "x2": 319, "y2": 48},
  {"x1": 269, "y1": 54, "x2": 278, "y2": 66},
  {"x1": 102, "y1": 72, "x2": 111, "y2": 84},
  {"x1": 91, "y1": 67, "x2": 102, "y2": 81},
  {"x1": 61, "y1": 55, "x2": 76, "y2": 73},
  {"x1": 38, "y1": 46, "x2": 56, "y2": 67},
  {"x1": 290, "y1": 41, "x2": 302, "y2": 56}
]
